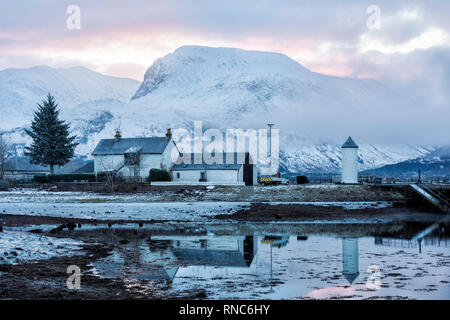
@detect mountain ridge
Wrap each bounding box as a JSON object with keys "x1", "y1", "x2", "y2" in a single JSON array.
[{"x1": 0, "y1": 45, "x2": 434, "y2": 172}]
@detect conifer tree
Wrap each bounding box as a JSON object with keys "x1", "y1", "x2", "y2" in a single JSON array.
[{"x1": 25, "y1": 94, "x2": 78, "y2": 174}]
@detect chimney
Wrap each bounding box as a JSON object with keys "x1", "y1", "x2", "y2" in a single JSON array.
[
  {"x1": 114, "y1": 130, "x2": 121, "y2": 142},
  {"x1": 165, "y1": 128, "x2": 172, "y2": 140}
]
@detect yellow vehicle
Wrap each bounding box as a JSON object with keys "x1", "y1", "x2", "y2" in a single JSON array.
[
  {"x1": 260, "y1": 173, "x2": 289, "y2": 185},
  {"x1": 261, "y1": 236, "x2": 289, "y2": 248}
]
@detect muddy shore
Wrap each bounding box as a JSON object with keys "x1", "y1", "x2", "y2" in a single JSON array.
[
  {"x1": 1, "y1": 214, "x2": 448, "y2": 299},
  {"x1": 0, "y1": 185, "x2": 448, "y2": 300},
  {"x1": 2, "y1": 184, "x2": 411, "y2": 202},
  {"x1": 0, "y1": 242, "x2": 206, "y2": 299},
  {"x1": 1, "y1": 210, "x2": 448, "y2": 300},
  {"x1": 215, "y1": 203, "x2": 445, "y2": 222}
]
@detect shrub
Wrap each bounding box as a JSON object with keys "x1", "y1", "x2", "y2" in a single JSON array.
[
  {"x1": 33, "y1": 174, "x2": 96, "y2": 183},
  {"x1": 0, "y1": 181, "x2": 9, "y2": 191},
  {"x1": 33, "y1": 175, "x2": 48, "y2": 183},
  {"x1": 147, "y1": 169, "x2": 171, "y2": 182},
  {"x1": 96, "y1": 171, "x2": 123, "y2": 183}
]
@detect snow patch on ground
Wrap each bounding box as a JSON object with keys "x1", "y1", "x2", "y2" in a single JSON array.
[
  {"x1": 267, "y1": 201, "x2": 393, "y2": 209},
  {"x1": 0, "y1": 189, "x2": 167, "y2": 204},
  {"x1": 0, "y1": 202, "x2": 250, "y2": 221},
  {"x1": 0, "y1": 230, "x2": 83, "y2": 264},
  {"x1": 302, "y1": 184, "x2": 339, "y2": 189}
]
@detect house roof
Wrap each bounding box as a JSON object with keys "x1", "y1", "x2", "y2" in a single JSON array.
[
  {"x1": 92, "y1": 137, "x2": 170, "y2": 155},
  {"x1": 74, "y1": 161, "x2": 94, "y2": 173},
  {"x1": 171, "y1": 152, "x2": 250, "y2": 171},
  {"x1": 5, "y1": 157, "x2": 50, "y2": 172},
  {"x1": 341, "y1": 136, "x2": 359, "y2": 149},
  {"x1": 172, "y1": 248, "x2": 252, "y2": 267}
]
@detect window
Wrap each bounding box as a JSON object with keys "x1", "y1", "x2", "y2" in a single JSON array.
[
  {"x1": 124, "y1": 153, "x2": 138, "y2": 166},
  {"x1": 176, "y1": 172, "x2": 180, "y2": 179}
]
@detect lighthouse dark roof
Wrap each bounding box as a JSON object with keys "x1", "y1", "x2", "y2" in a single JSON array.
[
  {"x1": 343, "y1": 272, "x2": 359, "y2": 284},
  {"x1": 341, "y1": 136, "x2": 359, "y2": 149}
]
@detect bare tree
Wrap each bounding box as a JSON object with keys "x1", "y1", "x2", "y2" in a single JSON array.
[
  {"x1": 96, "y1": 156, "x2": 122, "y2": 192},
  {"x1": 0, "y1": 133, "x2": 11, "y2": 181},
  {"x1": 96, "y1": 156, "x2": 141, "y2": 193}
]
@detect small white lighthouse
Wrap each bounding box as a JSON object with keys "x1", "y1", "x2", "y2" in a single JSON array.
[{"x1": 341, "y1": 136, "x2": 359, "y2": 184}]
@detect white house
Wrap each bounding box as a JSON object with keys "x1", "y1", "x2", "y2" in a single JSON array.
[
  {"x1": 341, "y1": 136, "x2": 359, "y2": 184},
  {"x1": 92, "y1": 129, "x2": 179, "y2": 179},
  {"x1": 171, "y1": 152, "x2": 257, "y2": 186}
]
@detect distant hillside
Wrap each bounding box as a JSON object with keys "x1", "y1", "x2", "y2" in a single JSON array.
[{"x1": 362, "y1": 146, "x2": 450, "y2": 177}]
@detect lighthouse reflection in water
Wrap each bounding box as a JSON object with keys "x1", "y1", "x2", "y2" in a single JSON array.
[{"x1": 342, "y1": 238, "x2": 359, "y2": 284}]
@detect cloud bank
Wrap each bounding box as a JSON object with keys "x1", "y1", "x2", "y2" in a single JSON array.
[{"x1": 0, "y1": 0, "x2": 449, "y2": 144}]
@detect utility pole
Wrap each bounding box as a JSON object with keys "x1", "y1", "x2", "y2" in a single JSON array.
[
  {"x1": 0, "y1": 132, "x2": 4, "y2": 181},
  {"x1": 267, "y1": 123, "x2": 274, "y2": 158}
]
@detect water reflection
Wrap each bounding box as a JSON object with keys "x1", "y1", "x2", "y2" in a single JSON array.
[
  {"x1": 91, "y1": 232, "x2": 450, "y2": 299},
  {"x1": 342, "y1": 238, "x2": 359, "y2": 284}
]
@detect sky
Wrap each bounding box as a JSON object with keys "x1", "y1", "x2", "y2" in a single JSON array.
[{"x1": 0, "y1": 0, "x2": 449, "y2": 144}]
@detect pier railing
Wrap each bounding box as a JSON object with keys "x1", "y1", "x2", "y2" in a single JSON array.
[{"x1": 410, "y1": 183, "x2": 450, "y2": 213}]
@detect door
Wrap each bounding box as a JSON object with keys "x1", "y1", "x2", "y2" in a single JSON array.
[{"x1": 243, "y1": 153, "x2": 253, "y2": 186}]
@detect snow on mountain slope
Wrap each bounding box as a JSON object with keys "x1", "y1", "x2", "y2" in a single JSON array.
[
  {"x1": 0, "y1": 66, "x2": 140, "y2": 155},
  {"x1": 363, "y1": 145, "x2": 450, "y2": 177},
  {"x1": 0, "y1": 47, "x2": 432, "y2": 172},
  {"x1": 0, "y1": 65, "x2": 139, "y2": 129},
  {"x1": 280, "y1": 134, "x2": 431, "y2": 173},
  {"x1": 130, "y1": 46, "x2": 402, "y2": 129},
  {"x1": 126, "y1": 45, "x2": 431, "y2": 172}
]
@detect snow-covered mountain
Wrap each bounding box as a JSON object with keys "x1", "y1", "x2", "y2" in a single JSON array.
[
  {"x1": 131, "y1": 46, "x2": 400, "y2": 128},
  {"x1": 362, "y1": 146, "x2": 450, "y2": 177},
  {"x1": 127, "y1": 46, "x2": 432, "y2": 172},
  {"x1": 0, "y1": 66, "x2": 140, "y2": 154},
  {"x1": 0, "y1": 46, "x2": 434, "y2": 172}
]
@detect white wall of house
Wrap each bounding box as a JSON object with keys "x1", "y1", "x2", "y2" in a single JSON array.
[
  {"x1": 94, "y1": 151, "x2": 257, "y2": 185},
  {"x1": 93, "y1": 139, "x2": 179, "y2": 179},
  {"x1": 136, "y1": 141, "x2": 178, "y2": 178},
  {"x1": 172, "y1": 170, "x2": 201, "y2": 182},
  {"x1": 208, "y1": 169, "x2": 241, "y2": 182},
  {"x1": 173, "y1": 237, "x2": 245, "y2": 252},
  {"x1": 139, "y1": 154, "x2": 164, "y2": 178},
  {"x1": 162, "y1": 140, "x2": 179, "y2": 171},
  {"x1": 172, "y1": 168, "x2": 242, "y2": 183},
  {"x1": 94, "y1": 153, "x2": 167, "y2": 179},
  {"x1": 171, "y1": 164, "x2": 258, "y2": 185},
  {"x1": 94, "y1": 155, "x2": 123, "y2": 174}
]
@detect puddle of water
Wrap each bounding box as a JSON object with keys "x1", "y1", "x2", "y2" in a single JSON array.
[{"x1": 91, "y1": 233, "x2": 450, "y2": 300}]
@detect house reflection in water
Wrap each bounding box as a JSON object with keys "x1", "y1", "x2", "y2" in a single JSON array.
[
  {"x1": 160, "y1": 235, "x2": 257, "y2": 268},
  {"x1": 92, "y1": 239, "x2": 180, "y2": 283},
  {"x1": 93, "y1": 235, "x2": 259, "y2": 285},
  {"x1": 135, "y1": 235, "x2": 259, "y2": 281},
  {"x1": 93, "y1": 235, "x2": 363, "y2": 291},
  {"x1": 261, "y1": 236, "x2": 289, "y2": 248},
  {"x1": 342, "y1": 238, "x2": 359, "y2": 284}
]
